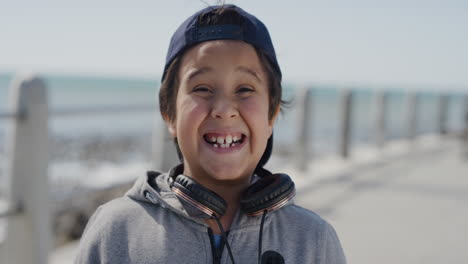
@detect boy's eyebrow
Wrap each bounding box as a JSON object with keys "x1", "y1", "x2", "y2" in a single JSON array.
[
  {"x1": 186, "y1": 67, "x2": 212, "y2": 81},
  {"x1": 185, "y1": 66, "x2": 262, "y2": 82},
  {"x1": 236, "y1": 66, "x2": 261, "y2": 82}
]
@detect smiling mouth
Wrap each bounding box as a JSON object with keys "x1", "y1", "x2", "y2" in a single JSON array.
[{"x1": 203, "y1": 133, "x2": 246, "y2": 149}]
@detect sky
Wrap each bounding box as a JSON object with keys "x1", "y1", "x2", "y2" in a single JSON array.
[{"x1": 1, "y1": 0, "x2": 467, "y2": 90}]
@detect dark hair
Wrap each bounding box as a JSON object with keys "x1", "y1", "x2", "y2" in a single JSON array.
[{"x1": 159, "y1": 7, "x2": 284, "y2": 122}]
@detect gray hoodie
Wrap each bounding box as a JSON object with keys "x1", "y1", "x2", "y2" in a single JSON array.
[{"x1": 75, "y1": 167, "x2": 346, "y2": 264}]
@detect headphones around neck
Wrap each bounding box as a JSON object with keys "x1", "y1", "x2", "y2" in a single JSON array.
[{"x1": 169, "y1": 165, "x2": 296, "y2": 218}]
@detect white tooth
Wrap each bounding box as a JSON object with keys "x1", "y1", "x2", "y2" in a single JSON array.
[
  {"x1": 217, "y1": 137, "x2": 224, "y2": 144},
  {"x1": 211, "y1": 136, "x2": 216, "y2": 142},
  {"x1": 221, "y1": 144, "x2": 227, "y2": 148},
  {"x1": 214, "y1": 144, "x2": 218, "y2": 148},
  {"x1": 226, "y1": 135, "x2": 232, "y2": 144},
  {"x1": 233, "y1": 136, "x2": 239, "y2": 142}
]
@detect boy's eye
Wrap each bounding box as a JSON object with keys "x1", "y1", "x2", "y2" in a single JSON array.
[
  {"x1": 192, "y1": 86, "x2": 212, "y2": 93},
  {"x1": 237, "y1": 86, "x2": 255, "y2": 94}
]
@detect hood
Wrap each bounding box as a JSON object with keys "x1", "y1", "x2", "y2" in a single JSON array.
[{"x1": 126, "y1": 164, "x2": 207, "y2": 223}]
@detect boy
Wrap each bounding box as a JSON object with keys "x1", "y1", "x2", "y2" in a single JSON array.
[{"x1": 76, "y1": 4, "x2": 346, "y2": 264}]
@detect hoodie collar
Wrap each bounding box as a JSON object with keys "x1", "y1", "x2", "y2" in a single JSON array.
[
  {"x1": 125, "y1": 164, "x2": 203, "y2": 222},
  {"x1": 125, "y1": 164, "x2": 291, "y2": 230}
]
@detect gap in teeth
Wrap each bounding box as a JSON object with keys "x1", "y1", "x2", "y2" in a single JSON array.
[
  {"x1": 205, "y1": 134, "x2": 244, "y2": 146},
  {"x1": 212, "y1": 142, "x2": 239, "y2": 148},
  {"x1": 212, "y1": 135, "x2": 242, "y2": 144},
  {"x1": 219, "y1": 143, "x2": 237, "y2": 148}
]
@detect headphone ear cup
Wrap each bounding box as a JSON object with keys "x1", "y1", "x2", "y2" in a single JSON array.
[
  {"x1": 240, "y1": 173, "x2": 295, "y2": 216},
  {"x1": 172, "y1": 175, "x2": 227, "y2": 216}
]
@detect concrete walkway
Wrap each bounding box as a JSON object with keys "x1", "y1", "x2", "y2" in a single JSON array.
[{"x1": 290, "y1": 139, "x2": 468, "y2": 264}]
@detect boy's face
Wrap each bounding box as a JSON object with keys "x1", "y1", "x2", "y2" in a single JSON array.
[{"x1": 167, "y1": 40, "x2": 278, "y2": 187}]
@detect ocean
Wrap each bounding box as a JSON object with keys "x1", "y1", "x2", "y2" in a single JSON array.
[{"x1": 0, "y1": 73, "x2": 466, "y2": 200}]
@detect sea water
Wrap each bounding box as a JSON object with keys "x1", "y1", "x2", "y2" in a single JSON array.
[{"x1": 0, "y1": 73, "x2": 466, "y2": 200}]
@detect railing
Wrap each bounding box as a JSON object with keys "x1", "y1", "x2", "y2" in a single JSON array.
[
  {"x1": 294, "y1": 87, "x2": 468, "y2": 170},
  {"x1": 0, "y1": 75, "x2": 50, "y2": 264},
  {"x1": 0, "y1": 74, "x2": 177, "y2": 264},
  {"x1": 0, "y1": 74, "x2": 467, "y2": 264}
]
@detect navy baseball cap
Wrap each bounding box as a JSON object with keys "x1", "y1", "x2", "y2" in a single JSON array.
[{"x1": 162, "y1": 4, "x2": 280, "y2": 169}]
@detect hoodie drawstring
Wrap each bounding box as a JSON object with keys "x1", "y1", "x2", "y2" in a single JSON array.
[
  {"x1": 213, "y1": 214, "x2": 236, "y2": 264},
  {"x1": 258, "y1": 210, "x2": 268, "y2": 264},
  {"x1": 212, "y1": 210, "x2": 268, "y2": 264}
]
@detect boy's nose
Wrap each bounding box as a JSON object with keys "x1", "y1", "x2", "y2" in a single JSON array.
[{"x1": 211, "y1": 97, "x2": 239, "y2": 119}]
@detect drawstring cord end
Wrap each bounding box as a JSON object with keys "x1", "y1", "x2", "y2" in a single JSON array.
[
  {"x1": 258, "y1": 210, "x2": 268, "y2": 264},
  {"x1": 213, "y1": 214, "x2": 236, "y2": 264}
]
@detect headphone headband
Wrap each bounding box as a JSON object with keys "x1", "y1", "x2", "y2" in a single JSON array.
[{"x1": 169, "y1": 165, "x2": 295, "y2": 218}]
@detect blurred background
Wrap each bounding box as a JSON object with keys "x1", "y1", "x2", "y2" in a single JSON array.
[{"x1": 0, "y1": 1, "x2": 467, "y2": 263}]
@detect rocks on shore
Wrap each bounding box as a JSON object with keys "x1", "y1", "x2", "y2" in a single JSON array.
[{"x1": 53, "y1": 181, "x2": 134, "y2": 247}]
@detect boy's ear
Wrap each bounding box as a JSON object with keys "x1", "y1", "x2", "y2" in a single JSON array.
[
  {"x1": 167, "y1": 122, "x2": 177, "y2": 137},
  {"x1": 269, "y1": 105, "x2": 281, "y2": 126},
  {"x1": 162, "y1": 114, "x2": 177, "y2": 137},
  {"x1": 267, "y1": 105, "x2": 281, "y2": 136}
]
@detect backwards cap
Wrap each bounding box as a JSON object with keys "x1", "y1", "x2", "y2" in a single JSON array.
[{"x1": 162, "y1": 4, "x2": 281, "y2": 169}]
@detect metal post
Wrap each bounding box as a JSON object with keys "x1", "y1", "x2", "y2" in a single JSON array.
[
  {"x1": 2, "y1": 74, "x2": 50, "y2": 264},
  {"x1": 463, "y1": 94, "x2": 468, "y2": 136},
  {"x1": 462, "y1": 95, "x2": 468, "y2": 157},
  {"x1": 339, "y1": 90, "x2": 353, "y2": 158},
  {"x1": 437, "y1": 94, "x2": 449, "y2": 135},
  {"x1": 464, "y1": 95, "x2": 468, "y2": 131},
  {"x1": 404, "y1": 92, "x2": 419, "y2": 141},
  {"x1": 296, "y1": 88, "x2": 313, "y2": 171},
  {"x1": 373, "y1": 91, "x2": 387, "y2": 148}
]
